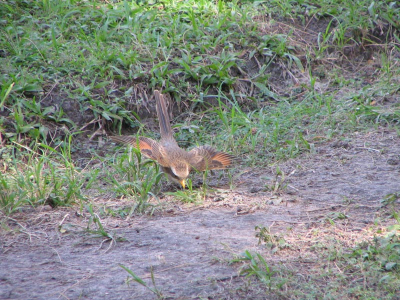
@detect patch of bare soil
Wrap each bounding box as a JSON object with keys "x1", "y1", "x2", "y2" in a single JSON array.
[{"x1": 1, "y1": 128, "x2": 399, "y2": 300}]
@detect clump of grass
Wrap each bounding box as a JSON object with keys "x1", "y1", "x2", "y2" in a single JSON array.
[
  {"x1": 182, "y1": 89, "x2": 345, "y2": 166},
  {"x1": 84, "y1": 203, "x2": 126, "y2": 251},
  {"x1": 106, "y1": 144, "x2": 163, "y2": 214},
  {"x1": 255, "y1": 225, "x2": 291, "y2": 253},
  {"x1": 120, "y1": 264, "x2": 164, "y2": 299},
  {"x1": 258, "y1": 0, "x2": 400, "y2": 44},
  {"x1": 232, "y1": 218, "x2": 400, "y2": 299},
  {"x1": 346, "y1": 227, "x2": 400, "y2": 296},
  {"x1": 0, "y1": 135, "x2": 93, "y2": 214},
  {"x1": 231, "y1": 250, "x2": 277, "y2": 291},
  {"x1": 166, "y1": 179, "x2": 207, "y2": 203}
]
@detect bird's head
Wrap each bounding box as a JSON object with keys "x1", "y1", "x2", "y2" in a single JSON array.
[{"x1": 171, "y1": 162, "x2": 190, "y2": 188}]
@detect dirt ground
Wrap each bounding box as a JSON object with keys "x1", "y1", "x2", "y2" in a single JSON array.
[
  {"x1": 1, "y1": 128, "x2": 399, "y2": 300},
  {"x1": 1, "y1": 10, "x2": 400, "y2": 299}
]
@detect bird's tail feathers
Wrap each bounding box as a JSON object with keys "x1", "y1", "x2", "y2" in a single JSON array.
[{"x1": 154, "y1": 90, "x2": 173, "y2": 140}]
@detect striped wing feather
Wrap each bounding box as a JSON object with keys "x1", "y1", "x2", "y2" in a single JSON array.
[
  {"x1": 109, "y1": 135, "x2": 168, "y2": 165},
  {"x1": 188, "y1": 145, "x2": 234, "y2": 172}
]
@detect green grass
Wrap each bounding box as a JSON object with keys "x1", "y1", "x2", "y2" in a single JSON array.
[
  {"x1": 234, "y1": 218, "x2": 400, "y2": 299},
  {"x1": 0, "y1": 0, "x2": 398, "y2": 190},
  {"x1": 1, "y1": 0, "x2": 400, "y2": 298},
  {"x1": 106, "y1": 145, "x2": 163, "y2": 214},
  {"x1": 0, "y1": 135, "x2": 91, "y2": 214},
  {"x1": 120, "y1": 264, "x2": 164, "y2": 299}
]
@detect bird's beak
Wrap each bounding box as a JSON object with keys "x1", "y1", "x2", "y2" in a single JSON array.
[{"x1": 179, "y1": 179, "x2": 186, "y2": 189}]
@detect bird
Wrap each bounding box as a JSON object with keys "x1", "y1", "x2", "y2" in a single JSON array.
[{"x1": 110, "y1": 90, "x2": 235, "y2": 188}]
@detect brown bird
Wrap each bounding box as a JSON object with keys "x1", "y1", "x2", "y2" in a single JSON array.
[{"x1": 110, "y1": 90, "x2": 235, "y2": 188}]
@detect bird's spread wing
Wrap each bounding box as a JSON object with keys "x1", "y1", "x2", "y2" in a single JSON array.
[
  {"x1": 188, "y1": 145, "x2": 234, "y2": 172},
  {"x1": 109, "y1": 135, "x2": 169, "y2": 166}
]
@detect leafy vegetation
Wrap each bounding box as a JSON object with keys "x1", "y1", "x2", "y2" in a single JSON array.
[
  {"x1": 0, "y1": 0, "x2": 399, "y2": 298},
  {"x1": 235, "y1": 219, "x2": 400, "y2": 299},
  {"x1": 0, "y1": 135, "x2": 91, "y2": 214},
  {"x1": 107, "y1": 145, "x2": 163, "y2": 214}
]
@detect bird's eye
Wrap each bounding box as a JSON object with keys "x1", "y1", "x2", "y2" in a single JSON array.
[{"x1": 170, "y1": 172, "x2": 179, "y2": 179}]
